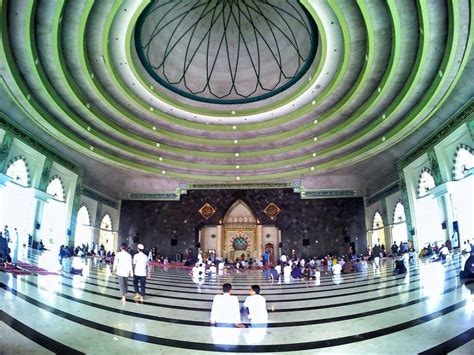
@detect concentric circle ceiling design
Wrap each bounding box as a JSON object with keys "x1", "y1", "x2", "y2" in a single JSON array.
[
  {"x1": 135, "y1": 0, "x2": 318, "y2": 104},
  {"x1": 0, "y1": 0, "x2": 472, "y2": 183}
]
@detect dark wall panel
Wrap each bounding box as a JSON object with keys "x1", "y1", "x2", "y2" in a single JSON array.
[{"x1": 119, "y1": 189, "x2": 367, "y2": 259}]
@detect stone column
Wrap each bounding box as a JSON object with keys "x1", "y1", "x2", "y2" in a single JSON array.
[
  {"x1": 398, "y1": 171, "x2": 414, "y2": 243},
  {"x1": 94, "y1": 202, "x2": 103, "y2": 245},
  {"x1": 0, "y1": 132, "x2": 14, "y2": 174},
  {"x1": 216, "y1": 225, "x2": 223, "y2": 258},
  {"x1": 32, "y1": 189, "x2": 52, "y2": 244},
  {"x1": 67, "y1": 174, "x2": 83, "y2": 246},
  {"x1": 256, "y1": 224, "x2": 263, "y2": 261}
]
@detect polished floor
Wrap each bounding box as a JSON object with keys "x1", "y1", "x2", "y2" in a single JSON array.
[{"x1": 0, "y1": 249, "x2": 473, "y2": 354}]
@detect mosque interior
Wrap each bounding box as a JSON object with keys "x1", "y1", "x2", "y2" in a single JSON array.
[{"x1": 0, "y1": 0, "x2": 473, "y2": 353}]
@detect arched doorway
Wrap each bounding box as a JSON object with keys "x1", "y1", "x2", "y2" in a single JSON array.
[
  {"x1": 451, "y1": 145, "x2": 474, "y2": 245},
  {"x1": 392, "y1": 202, "x2": 408, "y2": 245},
  {"x1": 223, "y1": 200, "x2": 257, "y2": 261},
  {"x1": 415, "y1": 168, "x2": 442, "y2": 248},
  {"x1": 99, "y1": 214, "x2": 115, "y2": 252},
  {"x1": 74, "y1": 205, "x2": 93, "y2": 247},
  {"x1": 41, "y1": 176, "x2": 68, "y2": 251},
  {"x1": 371, "y1": 211, "x2": 385, "y2": 247},
  {"x1": 1, "y1": 156, "x2": 35, "y2": 253}
]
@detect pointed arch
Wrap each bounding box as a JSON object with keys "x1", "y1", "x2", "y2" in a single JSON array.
[
  {"x1": 372, "y1": 211, "x2": 384, "y2": 229},
  {"x1": 392, "y1": 201, "x2": 408, "y2": 245},
  {"x1": 5, "y1": 155, "x2": 30, "y2": 187},
  {"x1": 75, "y1": 204, "x2": 92, "y2": 246},
  {"x1": 417, "y1": 168, "x2": 435, "y2": 197},
  {"x1": 46, "y1": 175, "x2": 65, "y2": 201},
  {"x1": 100, "y1": 213, "x2": 113, "y2": 231},
  {"x1": 452, "y1": 144, "x2": 473, "y2": 180},
  {"x1": 392, "y1": 201, "x2": 406, "y2": 223},
  {"x1": 99, "y1": 213, "x2": 115, "y2": 252},
  {"x1": 223, "y1": 199, "x2": 257, "y2": 224},
  {"x1": 77, "y1": 204, "x2": 91, "y2": 226}
]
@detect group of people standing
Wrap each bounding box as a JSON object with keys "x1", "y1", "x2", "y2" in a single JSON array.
[{"x1": 113, "y1": 242, "x2": 150, "y2": 302}]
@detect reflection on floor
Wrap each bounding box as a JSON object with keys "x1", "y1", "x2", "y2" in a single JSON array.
[{"x1": 0, "y1": 250, "x2": 473, "y2": 354}]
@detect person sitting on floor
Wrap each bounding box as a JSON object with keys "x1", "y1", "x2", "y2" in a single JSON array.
[
  {"x1": 394, "y1": 259, "x2": 407, "y2": 274},
  {"x1": 268, "y1": 265, "x2": 279, "y2": 280},
  {"x1": 439, "y1": 244, "x2": 449, "y2": 261},
  {"x1": 291, "y1": 264, "x2": 303, "y2": 279},
  {"x1": 342, "y1": 258, "x2": 354, "y2": 273},
  {"x1": 332, "y1": 261, "x2": 342, "y2": 275}
]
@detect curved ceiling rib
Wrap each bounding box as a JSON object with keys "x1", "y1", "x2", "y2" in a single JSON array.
[{"x1": 0, "y1": 0, "x2": 471, "y2": 184}]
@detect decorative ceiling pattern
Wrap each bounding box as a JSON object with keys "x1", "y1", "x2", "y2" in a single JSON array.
[
  {"x1": 135, "y1": 0, "x2": 317, "y2": 104},
  {"x1": 0, "y1": 0, "x2": 472, "y2": 191}
]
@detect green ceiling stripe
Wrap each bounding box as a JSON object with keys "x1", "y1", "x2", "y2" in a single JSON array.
[
  {"x1": 7, "y1": 0, "x2": 366, "y2": 165},
  {"x1": 107, "y1": 0, "x2": 346, "y2": 132},
  {"x1": 308, "y1": 0, "x2": 431, "y2": 157},
  {"x1": 312, "y1": 0, "x2": 465, "y2": 171},
  {"x1": 309, "y1": 0, "x2": 401, "y2": 144},
  {"x1": 14, "y1": 1, "x2": 342, "y2": 172},
  {"x1": 121, "y1": 0, "x2": 327, "y2": 118},
  {"x1": 106, "y1": 0, "x2": 368, "y2": 149},
  {"x1": 1, "y1": 0, "x2": 469, "y2": 181},
  {"x1": 0, "y1": 1, "x2": 290, "y2": 177},
  {"x1": 0, "y1": 1, "x2": 311, "y2": 175}
]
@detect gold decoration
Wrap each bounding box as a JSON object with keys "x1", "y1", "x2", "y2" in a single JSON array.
[
  {"x1": 199, "y1": 203, "x2": 216, "y2": 219},
  {"x1": 264, "y1": 202, "x2": 281, "y2": 219}
]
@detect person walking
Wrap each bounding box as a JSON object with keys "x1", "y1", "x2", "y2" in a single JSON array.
[
  {"x1": 113, "y1": 242, "x2": 133, "y2": 302},
  {"x1": 133, "y1": 244, "x2": 149, "y2": 302},
  {"x1": 372, "y1": 244, "x2": 381, "y2": 269}
]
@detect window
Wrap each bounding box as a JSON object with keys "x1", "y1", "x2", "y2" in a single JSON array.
[
  {"x1": 99, "y1": 214, "x2": 115, "y2": 252},
  {"x1": 372, "y1": 212, "x2": 384, "y2": 229},
  {"x1": 392, "y1": 202, "x2": 408, "y2": 245},
  {"x1": 5, "y1": 156, "x2": 29, "y2": 186},
  {"x1": 46, "y1": 176, "x2": 65, "y2": 201},
  {"x1": 75, "y1": 205, "x2": 92, "y2": 246},
  {"x1": 452, "y1": 145, "x2": 473, "y2": 180},
  {"x1": 393, "y1": 202, "x2": 406, "y2": 223},
  {"x1": 417, "y1": 169, "x2": 435, "y2": 197}
]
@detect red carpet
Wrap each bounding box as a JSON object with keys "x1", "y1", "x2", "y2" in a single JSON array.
[{"x1": 15, "y1": 261, "x2": 59, "y2": 276}]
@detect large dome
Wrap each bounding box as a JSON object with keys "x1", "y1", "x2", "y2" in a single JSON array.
[
  {"x1": 135, "y1": 0, "x2": 318, "y2": 104},
  {"x1": 0, "y1": 0, "x2": 472, "y2": 197}
]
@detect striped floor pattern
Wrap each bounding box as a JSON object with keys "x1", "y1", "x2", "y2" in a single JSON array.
[{"x1": 0, "y1": 250, "x2": 473, "y2": 354}]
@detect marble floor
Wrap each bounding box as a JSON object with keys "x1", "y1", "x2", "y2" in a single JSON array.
[{"x1": 0, "y1": 250, "x2": 473, "y2": 354}]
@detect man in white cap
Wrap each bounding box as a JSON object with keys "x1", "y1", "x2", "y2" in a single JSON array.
[{"x1": 133, "y1": 244, "x2": 149, "y2": 302}]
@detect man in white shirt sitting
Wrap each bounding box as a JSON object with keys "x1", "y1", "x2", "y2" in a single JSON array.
[
  {"x1": 210, "y1": 283, "x2": 243, "y2": 327},
  {"x1": 243, "y1": 285, "x2": 268, "y2": 326},
  {"x1": 283, "y1": 263, "x2": 292, "y2": 278},
  {"x1": 133, "y1": 244, "x2": 149, "y2": 302}
]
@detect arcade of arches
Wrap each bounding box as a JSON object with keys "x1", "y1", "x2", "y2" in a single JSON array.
[
  {"x1": 0, "y1": 121, "x2": 471, "y2": 261},
  {"x1": 0, "y1": 0, "x2": 472, "y2": 351}
]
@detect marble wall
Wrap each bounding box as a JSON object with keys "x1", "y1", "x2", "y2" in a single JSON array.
[{"x1": 119, "y1": 189, "x2": 366, "y2": 259}]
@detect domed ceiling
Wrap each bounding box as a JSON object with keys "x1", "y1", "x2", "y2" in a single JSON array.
[{"x1": 0, "y1": 0, "x2": 472, "y2": 198}]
